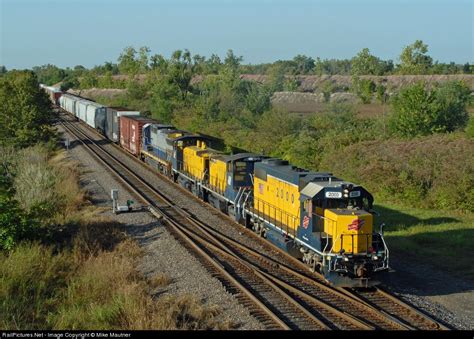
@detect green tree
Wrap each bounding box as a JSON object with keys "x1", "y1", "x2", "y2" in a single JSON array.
[
  {"x1": 32, "y1": 64, "x2": 67, "y2": 85},
  {"x1": 60, "y1": 76, "x2": 79, "y2": 91},
  {"x1": 0, "y1": 71, "x2": 54, "y2": 147},
  {"x1": 376, "y1": 84, "x2": 388, "y2": 104},
  {"x1": 169, "y1": 49, "x2": 194, "y2": 100},
  {"x1": 79, "y1": 72, "x2": 99, "y2": 89},
  {"x1": 150, "y1": 54, "x2": 168, "y2": 72},
  {"x1": 73, "y1": 65, "x2": 87, "y2": 76},
  {"x1": 432, "y1": 81, "x2": 471, "y2": 132},
  {"x1": 351, "y1": 48, "x2": 385, "y2": 76},
  {"x1": 205, "y1": 54, "x2": 222, "y2": 74},
  {"x1": 389, "y1": 81, "x2": 471, "y2": 137},
  {"x1": 138, "y1": 46, "x2": 151, "y2": 73},
  {"x1": 266, "y1": 64, "x2": 286, "y2": 92},
  {"x1": 283, "y1": 78, "x2": 299, "y2": 91},
  {"x1": 150, "y1": 77, "x2": 181, "y2": 123},
  {"x1": 351, "y1": 77, "x2": 375, "y2": 104},
  {"x1": 292, "y1": 55, "x2": 315, "y2": 74},
  {"x1": 224, "y1": 49, "x2": 243, "y2": 76},
  {"x1": 321, "y1": 81, "x2": 335, "y2": 102},
  {"x1": 243, "y1": 81, "x2": 271, "y2": 114},
  {"x1": 398, "y1": 40, "x2": 433, "y2": 74},
  {"x1": 118, "y1": 46, "x2": 139, "y2": 75}
]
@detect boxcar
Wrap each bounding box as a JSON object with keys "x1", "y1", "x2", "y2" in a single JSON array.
[
  {"x1": 59, "y1": 94, "x2": 79, "y2": 116},
  {"x1": 85, "y1": 101, "x2": 105, "y2": 130},
  {"x1": 40, "y1": 84, "x2": 62, "y2": 105},
  {"x1": 105, "y1": 107, "x2": 140, "y2": 143},
  {"x1": 120, "y1": 115, "x2": 156, "y2": 156},
  {"x1": 76, "y1": 100, "x2": 89, "y2": 121}
]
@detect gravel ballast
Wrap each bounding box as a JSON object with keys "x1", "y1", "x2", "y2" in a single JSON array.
[
  {"x1": 58, "y1": 115, "x2": 474, "y2": 330},
  {"x1": 57, "y1": 122, "x2": 265, "y2": 330}
]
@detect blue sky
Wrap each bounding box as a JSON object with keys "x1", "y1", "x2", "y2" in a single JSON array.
[{"x1": 1, "y1": 0, "x2": 473, "y2": 69}]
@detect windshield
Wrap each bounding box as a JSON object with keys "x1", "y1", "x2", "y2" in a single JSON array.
[{"x1": 320, "y1": 198, "x2": 370, "y2": 210}]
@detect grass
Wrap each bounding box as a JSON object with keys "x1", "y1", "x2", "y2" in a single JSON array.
[
  {"x1": 0, "y1": 224, "x2": 233, "y2": 330},
  {"x1": 1, "y1": 145, "x2": 232, "y2": 330},
  {"x1": 375, "y1": 201, "x2": 474, "y2": 280}
]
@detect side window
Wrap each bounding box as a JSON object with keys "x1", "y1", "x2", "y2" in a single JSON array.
[
  {"x1": 276, "y1": 188, "x2": 279, "y2": 198},
  {"x1": 304, "y1": 200, "x2": 310, "y2": 213},
  {"x1": 281, "y1": 189, "x2": 284, "y2": 199},
  {"x1": 291, "y1": 194, "x2": 294, "y2": 204},
  {"x1": 286, "y1": 192, "x2": 289, "y2": 201}
]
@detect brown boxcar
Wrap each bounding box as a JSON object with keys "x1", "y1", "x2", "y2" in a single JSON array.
[{"x1": 120, "y1": 115, "x2": 156, "y2": 156}]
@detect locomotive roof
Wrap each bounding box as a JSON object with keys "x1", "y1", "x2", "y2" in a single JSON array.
[
  {"x1": 149, "y1": 123, "x2": 175, "y2": 129},
  {"x1": 300, "y1": 180, "x2": 373, "y2": 201},
  {"x1": 170, "y1": 134, "x2": 211, "y2": 142},
  {"x1": 213, "y1": 153, "x2": 266, "y2": 163}
]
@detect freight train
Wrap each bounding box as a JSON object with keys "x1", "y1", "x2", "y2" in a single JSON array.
[{"x1": 44, "y1": 85, "x2": 390, "y2": 287}]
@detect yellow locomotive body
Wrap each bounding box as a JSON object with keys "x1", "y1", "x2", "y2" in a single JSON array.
[
  {"x1": 253, "y1": 174, "x2": 300, "y2": 231},
  {"x1": 209, "y1": 156, "x2": 227, "y2": 194},
  {"x1": 250, "y1": 159, "x2": 388, "y2": 286}
]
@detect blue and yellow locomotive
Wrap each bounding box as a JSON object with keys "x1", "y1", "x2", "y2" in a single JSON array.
[
  {"x1": 245, "y1": 159, "x2": 389, "y2": 287},
  {"x1": 140, "y1": 132, "x2": 389, "y2": 287},
  {"x1": 51, "y1": 87, "x2": 390, "y2": 287}
]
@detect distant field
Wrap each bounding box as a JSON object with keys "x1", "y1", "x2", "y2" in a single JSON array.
[
  {"x1": 272, "y1": 98, "x2": 473, "y2": 119},
  {"x1": 271, "y1": 99, "x2": 391, "y2": 119},
  {"x1": 375, "y1": 201, "x2": 474, "y2": 280}
]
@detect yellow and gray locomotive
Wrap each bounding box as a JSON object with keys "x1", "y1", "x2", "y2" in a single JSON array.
[
  {"x1": 140, "y1": 131, "x2": 390, "y2": 287},
  {"x1": 52, "y1": 86, "x2": 390, "y2": 287},
  {"x1": 245, "y1": 159, "x2": 389, "y2": 287}
]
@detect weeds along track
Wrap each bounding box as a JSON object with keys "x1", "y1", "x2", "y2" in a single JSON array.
[{"x1": 58, "y1": 112, "x2": 449, "y2": 330}]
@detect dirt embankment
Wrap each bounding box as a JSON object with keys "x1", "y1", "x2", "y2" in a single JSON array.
[
  {"x1": 108, "y1": 73, "x2": 473, "y2": 93},
  {"x1": 240, "y1": 74, "x2": 474, "y2": 92},
  {"x1": 64, "y1": 74, "x2": 473, "y2": 113},
  {"x1": 66, "y1": 88, "x2": 127, "y2": 100}
]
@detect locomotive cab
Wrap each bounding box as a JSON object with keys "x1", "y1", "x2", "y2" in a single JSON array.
[{"x1": 299, "y1": 180, "x2": 389, "y2": 287}]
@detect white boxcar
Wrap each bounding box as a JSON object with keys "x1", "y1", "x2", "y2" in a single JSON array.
[
  {"x1": 59, "y1": 94, "x2": 78, "y2": 115},
  {"x1": 76, "y1": 100, "x2": 90, "y2": 122},
  {"x1": 85, "y1": 101, "x2": 105, "y2": 129}
]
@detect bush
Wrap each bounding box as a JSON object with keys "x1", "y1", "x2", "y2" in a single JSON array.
[
  {"x1": 13, "y1": 146, "x2": 84, "y2": 224},
  {"x1": 0, "y1": 229, "x2": 230, "y2": 330},
  {"x1": 0, "y1": 197, "x2": 36, "y2": 251},
  {"x1": 466, "y1": 116, "x2": 474, "y2": 138},
  {"x1": 389, "y1": 81, "x2": 471, "y2": 137},
  {"x1": 321, "y1": 134, "x2": 474, "y2": 212},
  {"x1": 351, "y1": 77, "x2": 375, "y2": 104},
  {"x1": 0, "y1": 145, "x2": 84, "y2": 250},
  {"x1": 0, "y1": 71, "x2": 54, "y2": 148},
  {"x1": 0, "y1": 243, "x2": 73, "y2": 328}
]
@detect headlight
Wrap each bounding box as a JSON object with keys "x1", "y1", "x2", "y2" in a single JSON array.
[
  {"x1": 343, "y1": 257, "x2": 349, "y2": 262},
  {"x1": 373, "y1": 255, "x2": 378, "y2": 260},
  {"x1": 326, "y1": 255, "x2": 331, "y2": 261}
]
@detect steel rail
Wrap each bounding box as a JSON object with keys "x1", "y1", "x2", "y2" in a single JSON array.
[
  {"x1": 59, "y1": 117, "x2": 291, "y2": 330},
  {"x1": 59, "y1": 115, "x2": 377, "y2": 330},
  {"x1": 347, "y1": 287, "x2": 451, "y2": 330},
  {"x1": 58, "y1": 111, "x2": 450, "y2": 331},
  {"x1": 59, "y1": 115, "x2": 390, "y2": 329}
]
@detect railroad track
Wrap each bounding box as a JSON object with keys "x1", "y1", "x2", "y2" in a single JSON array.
[
  {"x1": 345, "y1": 287, "x2": 451, "y2": 330},
  {"x1": 57, "y1": 112, "x2": 450, "y2": 330},
  {"x1": 59, "y1": 115, "x2": 326, "y2": 329}
]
